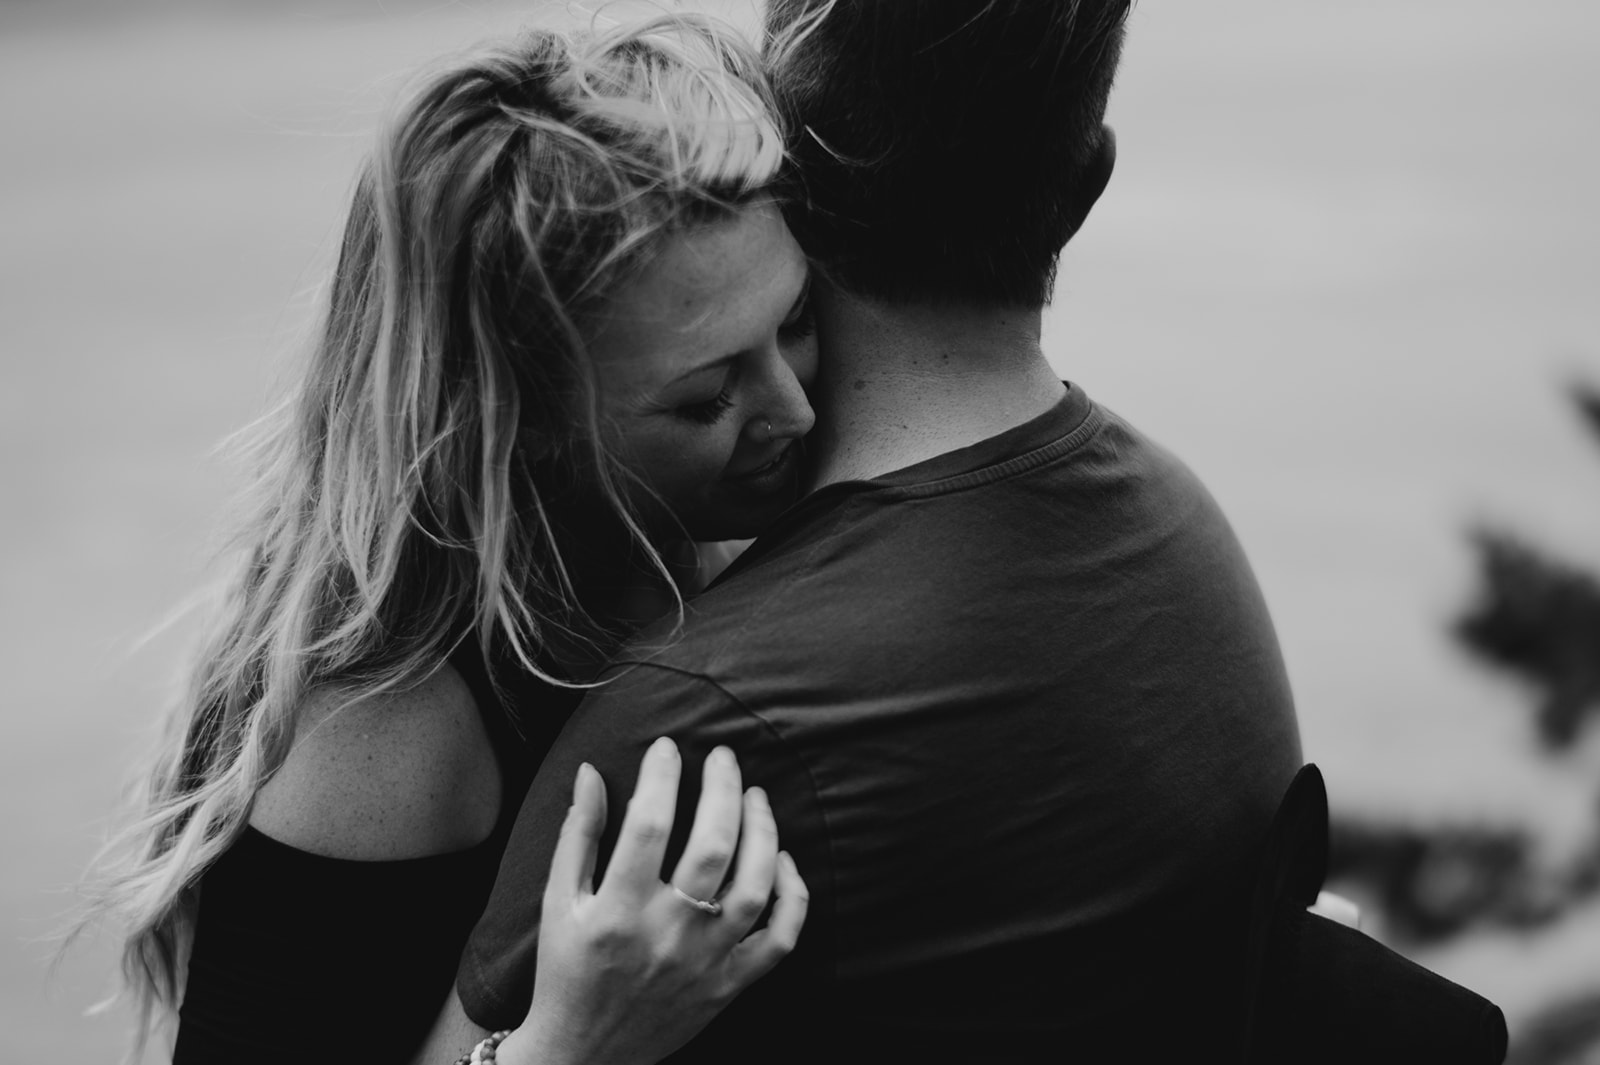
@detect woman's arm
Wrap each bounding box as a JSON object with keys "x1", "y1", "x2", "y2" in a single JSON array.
[
  {"x1": 250, "y1": 665, "x2": 499, "y2": 859},
  {"x1": 172, "y1": 665, "x2": 510, "y2": 1063},
  {"x1": 414, "y1": 739, "x2": 808, "y2": 1065}
]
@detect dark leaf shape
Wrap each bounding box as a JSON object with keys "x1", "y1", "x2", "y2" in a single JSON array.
[
  {"x1": 1456, "y1": 532, "x2": 1600, "y2": 748},
  {"x1": 1571, "y1": 381, "x2": 1600, "y2": 449},
  {"x1": 1329, "y1": 819, "x2": 1537, "y2": 944}
]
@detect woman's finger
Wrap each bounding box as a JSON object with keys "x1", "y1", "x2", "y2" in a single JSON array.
[
  {"x1": 601, "y1": 736, "x2": 682, "y2": 905},
  {"x1": 712, "y1": 787, "x2": 779, "y2": 937},
  {"x1": 728, "y1": 850, "x2": 808, "y2": 984},
  {"x1": 545, "y1": 763, "x2": 606, "y2": 908},
  {"x1": 668, "y1": 746, "x2": 744, "y2": 904}
]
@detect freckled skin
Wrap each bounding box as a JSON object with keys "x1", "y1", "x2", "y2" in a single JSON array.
[{"x1": 251, "y1": 666, "x2": 499, "y2": 860}]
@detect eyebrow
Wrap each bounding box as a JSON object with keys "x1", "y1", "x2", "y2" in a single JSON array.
[
  {"x1": 664, "y1": 352, "x2": 739, "y2": 389},
  {"x1": 662, "y1": 272, "x2": 812, "y2": 389}
]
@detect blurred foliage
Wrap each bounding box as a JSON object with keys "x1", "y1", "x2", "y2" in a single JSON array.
[
  {"x1": 1456, "y1": 383, "x2": 1600, "y2": 749},
  {"x1": 1325, "y1": 383, "x2": 1600, "y2": 1062},
  {"x1": 1457, "y1": 384, "x2": 1600, "y2": 751},
  {"x1": 1458, "y1": 531, "x2": 1600, "y2": 748},
  {"x1": 1327, "y1": 819, "x2": 1588, "y2": 944}
]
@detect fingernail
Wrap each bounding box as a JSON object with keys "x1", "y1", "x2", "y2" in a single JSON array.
[
  {"x1": 711, "y1": 745, "x2": 734, "y2": 766},
  {"x1": 651, "y1": 736, "x2": 678, "y2": 759},
  {"x1": 573, "y1": 762, "x2": 593, "y2": 800},
  {"x1": 748, "y1": 786, "x2": 768, "y2": 807}
]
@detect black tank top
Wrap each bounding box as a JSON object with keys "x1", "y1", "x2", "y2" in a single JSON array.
[{"x1": 173, "y1": 643, "x2": 578, "y2": 1063}]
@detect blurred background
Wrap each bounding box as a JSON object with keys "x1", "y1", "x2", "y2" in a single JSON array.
[{"x1": 2, "y1": 0, "x2": 1596, "y2": 1060}]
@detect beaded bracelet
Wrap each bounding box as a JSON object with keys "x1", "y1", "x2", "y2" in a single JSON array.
[{"x1": 452, "y1": 1029, "x2": 513, "y2": 1065}]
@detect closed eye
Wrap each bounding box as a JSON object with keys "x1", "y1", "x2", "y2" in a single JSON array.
[
  {"x1": 780, "y1": 278, "x2": 815, "y2": 340},
  {"x1": 780, "y1": 300, "x2": 816, "y2": 341},
  {"x1": 673, "y1": 388, "x2": 735, "y2": 425}
]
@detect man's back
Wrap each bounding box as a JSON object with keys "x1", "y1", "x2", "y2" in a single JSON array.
[{"x1": 458, "y1": 386, "x2": 1302, "y2": 1059}]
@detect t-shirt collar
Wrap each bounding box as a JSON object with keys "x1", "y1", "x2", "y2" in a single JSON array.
[
  {"x1": 715, "y1": 384, "x2": 1092, "y2": 585},
  {"x1": 863, "y1": 382, "x2": 1091, "y2": 489}
]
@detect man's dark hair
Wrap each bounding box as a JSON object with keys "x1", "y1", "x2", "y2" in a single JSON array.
[{"x1": 764, "y1": 0, "x2": 1131, "y2": 307}]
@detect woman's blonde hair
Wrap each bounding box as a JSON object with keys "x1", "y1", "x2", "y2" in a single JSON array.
[{"x1": 82, "y1": 12, "x2": 784, "y2": 1054}]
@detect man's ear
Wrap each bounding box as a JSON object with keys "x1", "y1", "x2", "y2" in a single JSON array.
[
  {"x1": 1061, "y1": 124, "x2": 1117, "y2": 243},
  {"x1": 1083, "y1": 124, "x2": 1118, "y2": 212}
]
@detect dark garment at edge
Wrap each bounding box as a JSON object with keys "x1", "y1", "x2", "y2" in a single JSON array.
[
  {"x1": 458, "y1": 385, "x2": 1304, "y2": 1062},
  {"x1": 173, "y1": 644, "x2": 573, "y2": 1063}
]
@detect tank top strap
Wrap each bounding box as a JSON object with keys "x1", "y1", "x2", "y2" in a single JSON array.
[
  {"x1": 447, "y1": 634, "x2": 585, "y2": 823},
  {"x1": 448, "y1": 636, "x2": 536, "y2": 828}
]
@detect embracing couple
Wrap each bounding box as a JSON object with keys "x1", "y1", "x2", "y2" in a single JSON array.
[{"x1": 90, "y1": 2, "x2": 1506, "y2": 1063}]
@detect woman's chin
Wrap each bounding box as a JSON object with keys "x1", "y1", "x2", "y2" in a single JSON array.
[
  {"x1": 679, "y1": 498, "x2": 794, "y2": 543},
  {"x1": 681, "y1": 474, "x2": 803, "y2": 543}
]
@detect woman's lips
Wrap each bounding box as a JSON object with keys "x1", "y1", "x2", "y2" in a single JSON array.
[{"x1": 723, "y1": 440, "x2": 799, "y2": 492}]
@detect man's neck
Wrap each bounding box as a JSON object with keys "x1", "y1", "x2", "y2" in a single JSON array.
[{"x1": 806, "y1": 290, "x2": 1066, "y2": 489}]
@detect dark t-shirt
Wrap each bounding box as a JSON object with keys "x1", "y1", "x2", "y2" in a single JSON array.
[{"x1": 458, "y1": 386, "x2": 1303, "y2": 1061}]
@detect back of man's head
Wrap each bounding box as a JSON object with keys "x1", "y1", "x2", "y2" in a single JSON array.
[{"x1": 765, "y1": 0, "x2": 1130, "y2": 309}]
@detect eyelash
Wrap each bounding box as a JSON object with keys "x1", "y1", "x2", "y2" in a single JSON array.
[
  {"x1": 781, "y1": 298, "x2": 817, "y2": 340},
  {"x1": 671, "y1": 295, "x2": 813, "y2": 426},
  {"x1": 674, "y1": 389, "x2": 735, "y2": 426}
]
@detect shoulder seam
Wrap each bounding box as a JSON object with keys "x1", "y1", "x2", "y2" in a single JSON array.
[{"x1": 596, "y1": 660, "x2": 845, "y2": 983}]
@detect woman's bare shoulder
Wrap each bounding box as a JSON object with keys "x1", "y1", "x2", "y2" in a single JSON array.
[{"x1": 249, "y1": 662, "x2": 501, "y2": 860}]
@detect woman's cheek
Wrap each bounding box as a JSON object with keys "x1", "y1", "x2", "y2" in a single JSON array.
[{"x1": 638, "y1": 423, "x2": 731, "y2": 502}]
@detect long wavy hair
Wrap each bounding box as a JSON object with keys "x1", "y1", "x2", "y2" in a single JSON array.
[{"x1": 80, "y1": 12, "x2": 785, "y2": 1055}]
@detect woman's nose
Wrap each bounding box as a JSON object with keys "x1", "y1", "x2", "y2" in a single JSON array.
[
  {"x1": 767, "y1": 376, "x2": 815, "y2": 442},
  {"x1": 748, "y1": 348, "x2": 815, "y2": 443}
]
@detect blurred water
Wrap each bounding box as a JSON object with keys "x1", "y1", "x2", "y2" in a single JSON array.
[{"x1": 2, "y1": 0, "x2": 1596, "y2": 1059}]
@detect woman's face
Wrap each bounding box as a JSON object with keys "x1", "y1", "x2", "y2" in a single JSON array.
[{"x1": 589, "y1": 200, "x2": 817, "y2": 541}]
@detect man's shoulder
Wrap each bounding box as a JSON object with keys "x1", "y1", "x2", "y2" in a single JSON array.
[
  {"x1": 592, "y1": 394, "x2": 1240, "y2": 703},
  {"x1": 610, "y1": 530, "x2": 843, "y2": 678},
  {"x1": 575, "y1": 655, "x2": 760, "y2": 746},
  {"x1": 586, "y1": 654, "x2": 732, "y2": 706}
]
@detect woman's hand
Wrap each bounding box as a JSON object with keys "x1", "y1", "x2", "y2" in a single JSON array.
[{"x1": 496, "y1": 737, "x2": 808, "y2": 1065}]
